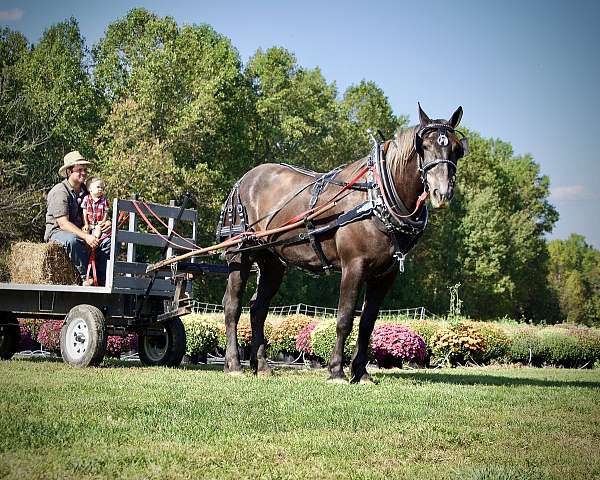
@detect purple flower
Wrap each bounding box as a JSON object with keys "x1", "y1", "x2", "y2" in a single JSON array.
[{"x1": 371, "y1": 324, "x2": 426, "y2": 366}]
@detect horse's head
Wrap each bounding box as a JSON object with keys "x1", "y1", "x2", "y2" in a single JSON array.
[{"x1": 415, "y1": 104, "x2": 468, "y2": 208}]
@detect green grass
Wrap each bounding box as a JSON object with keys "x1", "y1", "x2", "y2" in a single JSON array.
[{"x1": 1, "y1": 360, "x2": 599, "y2": 479}]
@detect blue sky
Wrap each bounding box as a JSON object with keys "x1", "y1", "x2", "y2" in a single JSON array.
[{"x1": 2, "y1": 0, "x2": 599, "y2": 247}]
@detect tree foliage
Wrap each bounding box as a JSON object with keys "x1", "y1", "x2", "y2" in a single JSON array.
[
  {"x1": 244, "y1": 47, "x2": 339, "y2": 170},
  {"x1": 548, "y1": 234, "x2": 600, "y2": 325}
]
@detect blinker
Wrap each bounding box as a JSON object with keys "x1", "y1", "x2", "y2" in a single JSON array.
[{"x1": 460, "y1": 137, "x2": 469, "y2": 156}]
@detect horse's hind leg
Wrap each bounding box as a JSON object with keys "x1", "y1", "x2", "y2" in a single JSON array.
[
  {"x1": 249, "y1": 254, "x2": 285, "y2": 375},
  {"x1": 223, "y1": 254, "x2": 251, "y2": 374},
  {"x1": 350, "y1": 268, "x2": 398, "y2": 384}
]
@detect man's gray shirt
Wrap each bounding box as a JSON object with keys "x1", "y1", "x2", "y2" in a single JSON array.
[{"x1": 44, "y1": 180, "x2": 88, "y2": 241}]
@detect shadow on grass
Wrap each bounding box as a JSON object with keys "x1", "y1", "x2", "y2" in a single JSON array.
[
  {"x1": 101, "y1": 358, "x2": 224, "y2": 371},
  {"x1": 12, "y1": 355, "x2": 224, "y2": 371},
  {"x1": 377, "y1": 370, "x2": 600, "y2": 389}
]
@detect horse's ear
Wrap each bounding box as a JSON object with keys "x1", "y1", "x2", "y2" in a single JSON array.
[
  {"x1": 449, "y1": 106, "x2": 463, "y2": 128},
  {"x1": 418, "y1": 102, "x2": 431, "y2": 126}
]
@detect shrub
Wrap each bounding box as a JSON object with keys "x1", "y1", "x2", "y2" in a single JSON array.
[
  {"x1": 18, "y1": 321, "x2": 35, "y2": 351},
  {"x1": 404, "y1": 320, "x2": 445, "y2": 357},
  {"x1": 311, "y1": 319, "x2": 359, "y2": 365},
  {"x1": 296, "y1": 321, "x2": 318, "y2": 355},
  {"x1": 404, "y1": 320, "x2": 444, "y2": 345},
  {"x1": 213, "y1": 315, "x2": 272, "y2": 351},
  {"x1": 508, "y1": 328, "x2": 546, "y2": 366},
  {"x1": 572, "y1": 327, "x2": 600, "y2": 366},
  {"x1": 237, "y1": 319, "x2": 253, "y2": 347},
  {"x1": 106, "y1": 336, "x2": 122, "y2": 358},
  {"x1": 371, "y1": 324, "x2": 426, "y2": 368},
  {"x1": 539, "y1": 329, "x2": 582, "y2": 367},
  {"x1": 216, "y1": 322, "x2": 227, "y2": 350},
  {"x1": 106, "y1": 334, "x2": 138, "y2": 358},
  {"x1": 182, "y1": 314, "x2": 220, "y2": 356},
  {"x1": 37, "y1": 320, "x2": 62, "y2": 352},
  {"x1": 463, "y1": 320, "x2": 511, "y2": 363},
  {"x1": 268, "y1": 314, "x2": 313, "y2": 356},
  {"x1": 430, "y1": 321, "x2": 486, "y2": 365},
  {"x1": 19, "y1": 318, "x2": 46, "y2": 340},
  {"x1": 539, "y1": 326, "x2": 600, "y2": 368}
]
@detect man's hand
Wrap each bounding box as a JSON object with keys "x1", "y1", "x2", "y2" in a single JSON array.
[
  {"x1": 82, "y1": 225, "x2": 89, "y2": 233},
  {"x1": 100, "y1": 219, "x2": 112, "y2": 233},
  {"x1": 84, "y1": 234, "x2": 99, "y2": 249}
]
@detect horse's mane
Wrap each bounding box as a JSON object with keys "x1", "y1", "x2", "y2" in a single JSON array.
[{"x1": 388, "y1": 125, "x2": 419, "y2": 173}]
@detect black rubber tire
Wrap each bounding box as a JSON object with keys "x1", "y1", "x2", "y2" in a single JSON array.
[
  {"x1": 60, "y1": 305, "x2": 107, "y2": 367},
  {"x1": 138, "y1": 317, "x2": 186, "y2": 367},
  {"x1": 0, "y1": 312, "x2": 20, "y2": 360}
]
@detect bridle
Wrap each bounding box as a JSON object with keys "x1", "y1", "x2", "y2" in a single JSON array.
[{"x1": 415, "y1": 123, "x2": 468, "y2": 191}]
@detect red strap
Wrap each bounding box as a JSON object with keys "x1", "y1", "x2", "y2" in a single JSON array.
[
  {"x1": 86, "y1": 248, "x2": 98, "y2": 286},
  {"x1": 131, "y1": 200, "x2": 195, "y2": 251},
  {"x1": 141, "y1": 201, "x2": 200, "y2": 250}
]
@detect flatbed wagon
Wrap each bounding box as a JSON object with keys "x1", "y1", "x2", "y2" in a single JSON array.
[{"x1": 0, "y1": 198, "x2": 226, "y2": 367}]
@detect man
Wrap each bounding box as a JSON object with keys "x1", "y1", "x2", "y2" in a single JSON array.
[{"x1": 44, "y1": 151, "x2": 111, "y2": 285}]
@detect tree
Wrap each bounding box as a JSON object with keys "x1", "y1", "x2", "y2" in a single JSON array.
[
  {"x1": 93, "y1": 9, "x2": 251, "y2": 181},
  {"x1": 244, "y1": 47, "x2": 339, "y2": 170},
  {"x1": 92, "y1": 8, "x2": 254, "y2": 243},
  {"x1": 548, "y1": 234, "x2": 600, "y2": 325},
  {"x1": 0, "y1": 20, "x2": 101, "y2": 244},
  {"x1": 336, "y1": 80, "x2": 406, "y2": 165}
]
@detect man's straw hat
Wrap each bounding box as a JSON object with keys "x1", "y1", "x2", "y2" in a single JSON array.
[{"x1": 58, "y1": 151, "x2": 91, "y2": 178}]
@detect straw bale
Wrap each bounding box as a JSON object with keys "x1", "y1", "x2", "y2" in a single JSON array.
[{"x1": 9, "y1": 242, "x2": 80, "y2": 285}]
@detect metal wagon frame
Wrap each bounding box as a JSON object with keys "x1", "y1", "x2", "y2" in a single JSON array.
[{"x1": 0, "y1": 198, "x2": 227, "y2": 367}]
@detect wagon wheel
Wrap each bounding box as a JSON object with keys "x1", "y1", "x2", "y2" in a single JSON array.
[
  {"x1": 138, "y1": 317, "x2": 186, "y2": 367},
  {"x1": 60, "y1": 305, "x2": 107, "y2": 367},
  {"x1": 0, "y1": 311, "x2": 20, "y2": 360}
]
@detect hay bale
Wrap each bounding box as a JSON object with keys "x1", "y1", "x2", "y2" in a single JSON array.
[{"x1": 9, "y1": 242, "x2": 80, "y2": 285}]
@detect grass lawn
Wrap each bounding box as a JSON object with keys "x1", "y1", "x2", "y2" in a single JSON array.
[{"x1": 0, "y1": 360, "x2": 599, "y2": 479}]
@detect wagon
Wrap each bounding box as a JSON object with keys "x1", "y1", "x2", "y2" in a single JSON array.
[{"x1": 0, "y1": 198, "x2": 227, "y2": 367}]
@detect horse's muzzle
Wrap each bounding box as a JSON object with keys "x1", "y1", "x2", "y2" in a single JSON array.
[{"x1": 431, "y1": 187, "x2": 453, "y2": 208}]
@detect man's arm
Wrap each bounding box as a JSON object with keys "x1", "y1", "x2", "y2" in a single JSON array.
[{"x1": 56, "y1": 216, "x2": 99, "y2": 248}]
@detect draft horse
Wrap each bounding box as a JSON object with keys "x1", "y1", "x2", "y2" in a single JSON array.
[{"x1": 217, "y1": 104, "x2": 468, "y2": 383}]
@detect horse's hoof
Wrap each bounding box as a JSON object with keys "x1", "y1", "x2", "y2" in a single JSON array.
[
  {"x1": 224, "y1": 366, "x2": 244, "y2": 377},
  {"x1": 326, "y1": 376, "x2": 348, "y2": 385},
  {"x1": 257, "y1": 368, "x2": 273, "y2": 377},
  {"x1": 358, "y1": 375, "x2": 376, "y2": 385}
]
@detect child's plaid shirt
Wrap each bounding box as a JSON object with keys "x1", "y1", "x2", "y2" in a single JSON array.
[{"x1": 81, "y1": 195, "x2": 108, "y2": 226}]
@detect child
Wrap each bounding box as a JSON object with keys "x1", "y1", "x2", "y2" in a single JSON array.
[{"x1": 82, "y1": 176, "x2": 109, "y2": 239}]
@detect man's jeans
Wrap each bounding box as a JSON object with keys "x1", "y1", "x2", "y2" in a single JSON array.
[{"x1": 49, "y1": 231, "x2": 111, "y2": 285}]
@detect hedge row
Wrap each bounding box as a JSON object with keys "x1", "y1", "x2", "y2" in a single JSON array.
[
  {"x1": 16, "y1": 315, "x2": 600, "y2": 369},
  {"x1": 181, "y1": 314, "x2": 600, "y2": 369}
]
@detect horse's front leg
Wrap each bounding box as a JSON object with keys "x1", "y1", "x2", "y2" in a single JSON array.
[
  {"x1": 328, "y1": 261, "x2": 365, "y2": 382},
  {"x1": 351, "y1": 268, "x2": 398, "y2": 384},
  {"x1": 223, "y1": 256, "x2": 250, "y2": 375}
]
